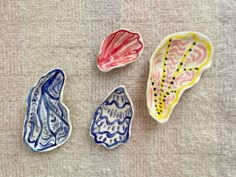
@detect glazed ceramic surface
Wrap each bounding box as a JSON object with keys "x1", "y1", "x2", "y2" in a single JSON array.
[
  {"x1": 23, "y1": 69, "x2": 72, "y2": 152},
  {"x1": 97, "y1": 29, "x2": 144, "y2": 72},
  {"x1": 147, "y1": 32, "x2": 214, "y2": 123},
  {"x1": 90, "y1": 85, "x2": 134, "y2": 149}
]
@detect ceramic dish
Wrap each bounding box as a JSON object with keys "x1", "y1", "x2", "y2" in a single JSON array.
[
  {"x1": 90, "y1": 85, "x2": 134, "y2": 149},
  {"x1": 97, "y1": 29, "x2": 144, "y2": 72},
  {"x1": 22, "y1": 69, "x2": 72, "y2": 152},
  {"x1": 146, "y1": 32, "x2": 214, "y2": 123}
]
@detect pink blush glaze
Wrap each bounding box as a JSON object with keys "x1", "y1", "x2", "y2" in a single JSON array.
[{"x1": 97, "y1": 29, "x2": 144, "y2": 72}]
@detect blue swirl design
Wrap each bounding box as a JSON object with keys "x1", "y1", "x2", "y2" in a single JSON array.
[
  {"x1": 90, "y1": 85, "x2": 134, "y2": 149},
  {"x1": 23, "y1": 69, "x2": 71, "y2": 152}
]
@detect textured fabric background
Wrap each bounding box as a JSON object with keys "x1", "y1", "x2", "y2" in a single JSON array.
[{"x1": 0, "y1": 0, "x2": 235, "y2": 177}]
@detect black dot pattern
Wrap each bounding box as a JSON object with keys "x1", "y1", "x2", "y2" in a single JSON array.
[{"x1": 150, "y1": 39, "x2": 199, "y2": 118}]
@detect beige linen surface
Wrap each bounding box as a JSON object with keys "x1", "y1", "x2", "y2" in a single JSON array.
[{"x1": 0, "y1": 0, "x2": 235, "y2": 177}]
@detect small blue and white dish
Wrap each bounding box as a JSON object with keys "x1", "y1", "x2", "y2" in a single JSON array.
[
  {"x1": 22, "y1": 68, "x2": 72, "y2": 152},
  {"x1": 90, "y1": 85, "x2": 134, "y2": 149}
]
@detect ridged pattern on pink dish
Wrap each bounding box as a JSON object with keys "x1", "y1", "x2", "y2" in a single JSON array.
[{"x1": 97, "y1": 29, "x2": 144, "y2": 72}]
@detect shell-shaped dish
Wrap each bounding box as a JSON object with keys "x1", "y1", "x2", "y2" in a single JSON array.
[
  {"x1": 147, "y1": 32, "x2": 214, "y2": 123},
  {"x1": 97, "y1": 29, "x2": 144, "y2": 72},
  {"x1": 23, "y1": 69, "x2": 72, "y2": 152},
  {"x1": 90, "y1": 85, "x2": 134, "y2": 149}
]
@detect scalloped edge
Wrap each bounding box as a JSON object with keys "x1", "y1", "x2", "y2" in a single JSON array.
[{"x1": 97, "y1": 28, "x2": 144, "y2": 72}]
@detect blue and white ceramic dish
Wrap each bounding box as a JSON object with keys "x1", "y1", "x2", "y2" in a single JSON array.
[
  {"x1": 23, "y1": 69, "x2": 72, "y2": 152},
  {"x1": 90, "y1": 85, "x2": 134, "y2": 149}
]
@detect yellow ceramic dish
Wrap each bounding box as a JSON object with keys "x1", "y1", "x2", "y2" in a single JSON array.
[{"x1": 146, "y1": 32, "x2": 214, "y2": 123}]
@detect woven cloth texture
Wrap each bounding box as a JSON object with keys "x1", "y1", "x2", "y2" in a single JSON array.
[{"x1": 0, "y1": 0, "x2": 235, "y2": 177}]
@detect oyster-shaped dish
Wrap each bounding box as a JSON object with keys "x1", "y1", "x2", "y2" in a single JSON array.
[
  {"x1": 23, "y1": 69, "x2": 72, "y2": 152},
  {"x1": 97, "y1": 29, "x2": 144, "y2": 72},
  {"x1": 90, "y1": 85, "x2": 134, "y2": 149},
  {"x1": 147, "y1": 32, "x2": 214, "y2": 123}
]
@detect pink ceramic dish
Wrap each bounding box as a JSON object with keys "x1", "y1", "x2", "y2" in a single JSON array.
[{"x1": 97, "y1": 29, "x2": 144, "y2": 72}]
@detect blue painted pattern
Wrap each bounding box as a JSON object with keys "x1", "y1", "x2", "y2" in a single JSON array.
[
  {"x1": 90, "y1": 85, "x2": 134, "y2": 149},
  {"x1": 23, "y1": 69, "x2": 71, "y2": 152}
]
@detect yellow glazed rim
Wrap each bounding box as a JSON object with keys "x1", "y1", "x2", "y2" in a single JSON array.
[{"x1": 146, "y1": 31, "x2": 214, "y2": 123}]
